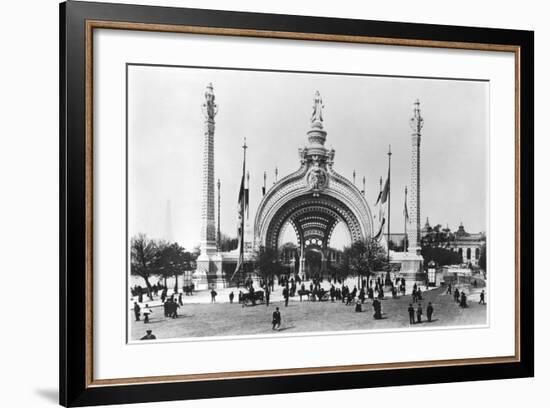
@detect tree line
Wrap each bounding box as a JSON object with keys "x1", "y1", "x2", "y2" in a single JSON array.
[{"x1": 131, "y1": 234, "x2": 197, "y2": 293}]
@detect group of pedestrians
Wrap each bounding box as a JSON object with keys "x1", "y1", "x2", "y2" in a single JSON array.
[
  {"x1": 163, "y1": 296, "x2": 181, "y2": 318},
  {"x1": 407, "y1": 302, "x2": 434, "y2": 324}
]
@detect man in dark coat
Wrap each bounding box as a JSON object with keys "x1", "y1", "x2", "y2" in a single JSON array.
[
  {"x1": 171, "y1": 301, "x2": 180, "y2": 318},
  {"x1": 140, "y1": 330, "x2": 156, "y2": 340},
  {"x1": 163, "y1": 299, "x2": 171, "y2": 317},
  {"x1": 373, "y1": 299, "x2": 382, "y2": 319},
  {"x1": 426, "y1": 302, "x2": 434, "y2": 322},
  {"x1": 283, "y1": 286, "x2": 289, "y2": 307},
  {"x1": 229, "y1": 291, "x2": 234, "y2": 304},
  {"x1": 416, "y1": 303, "x2": 423, "y2": 323},
  {"x1": 210, "y1": 289, "x2": 217, "y2": 303},
  {"x1": 265, "y1": 289, "x2": 270, "y2": 307},
  {"x1": 479, "y1": 290, "x2": 486, "y2": 305},
  {"x1": 272, "y1": 307, "x2": 281, "y2": 330},
  {"x1": 133, "y1": 302, "x2": 141, "y2": 321},
  {"x1": 408, "y1": 304, "x2": 415, "y2": 324},
  {"x1": 460, "y1": 291, "x2": 468, "y2": 308}
]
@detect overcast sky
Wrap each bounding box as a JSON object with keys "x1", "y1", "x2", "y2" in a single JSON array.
[{"x1": 128, "y1": 64, "x2": 488, "y2": 250}]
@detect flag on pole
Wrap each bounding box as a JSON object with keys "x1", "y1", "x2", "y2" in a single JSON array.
[
  {"x1": 403, "y1": 186, "x2": 409, "y2": 222},
  {"x1": 380, "y1": 175, "x2": 390, "y2": 204},
  {"x1": 373, "y1": 217, "x2": 386, "y2": 240},
  {"x1": 231, "y1": 139, "x2": 248, "y2": 281},
  {"x1": 375, "y1": 176, "x2": 383, "y2": 205}
]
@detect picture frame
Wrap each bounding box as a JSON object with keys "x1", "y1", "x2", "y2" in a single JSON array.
[{"x1": 60, "y1": 1, "x2": 534, "y2": 406}]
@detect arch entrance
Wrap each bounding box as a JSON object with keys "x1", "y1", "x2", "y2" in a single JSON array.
[{"x1": 253, "y1": 91, "x2": 374, "y2": 279}]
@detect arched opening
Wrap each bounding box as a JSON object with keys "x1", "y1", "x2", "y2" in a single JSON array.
[
  {"x1": 466, "y1": 248, "x2": 471, "y2": 260},
  {"x1": 278, "y1": 221, "x2": 299, "y2": 275},
  {"x1": 330, "y1": 221, "x2": 352, "y2": 250},
  {"x1": 305, "y1": 248, "x2": 323, "y2": 278}
]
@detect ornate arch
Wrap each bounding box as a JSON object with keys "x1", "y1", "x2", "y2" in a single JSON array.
[{"x1": 253, "y1": 90, "x2": 374, "y2": 253}]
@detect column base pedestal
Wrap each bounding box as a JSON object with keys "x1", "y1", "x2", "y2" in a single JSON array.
[{"x1": 194, "y1": 253, "x2": 229, "y2": 290}]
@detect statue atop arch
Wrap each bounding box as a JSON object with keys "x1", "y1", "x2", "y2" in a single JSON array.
[{"x1": 311, "y1": 90, "x2": 324, "y2": 124}]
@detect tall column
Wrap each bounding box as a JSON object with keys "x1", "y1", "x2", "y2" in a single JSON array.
[
  {"x1": 195, "y1": 83, "x2": 221, "y2": 290},
  {"x1": 199, "y1": 83, "x2": 218, "y2": 256},
  {"x1": 408, "y1": 99, "x2": 423, "y2": 255}
]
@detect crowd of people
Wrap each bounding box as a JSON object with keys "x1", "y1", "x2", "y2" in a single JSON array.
[{"x1": 133, "y1": 272, "x2": 487, "y2": 340}]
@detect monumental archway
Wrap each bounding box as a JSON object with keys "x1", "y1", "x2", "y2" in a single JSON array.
[{"x1": 254, "y1": 91, "x2": 374, "y2": 276}]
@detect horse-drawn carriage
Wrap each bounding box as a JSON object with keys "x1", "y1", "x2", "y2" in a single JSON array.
[
  {"x1": 239, "y1": 290, "x2": 264, "y2": 306},
  {"x1": 297, "y1": 288, "x2": 329, "y2": 301},
  {"x1": 182, "y1": 284, "x2": 194, "y2": 295}
]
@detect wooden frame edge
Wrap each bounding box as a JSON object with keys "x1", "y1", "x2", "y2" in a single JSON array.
[{"x1": 82, "y1": 18, "x2": 524, "y2": 389}]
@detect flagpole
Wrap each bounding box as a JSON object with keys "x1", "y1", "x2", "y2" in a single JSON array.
[
  {"x1": 404, "y1": 186, "x2": 408, "y2": 252},
  {"x1": 387, "y1": 145, "x2": 392, "y2": 273},
  {"x1": 241, "y1": 138, "x2": 247, "y2": 275},
  {"x1": 217, "y1": 179, "x2": 221, "y2": 251}
]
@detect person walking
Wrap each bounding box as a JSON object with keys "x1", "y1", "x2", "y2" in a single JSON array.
[
  {"x1": 416, "y1": 303, "x2": 423, "y2": 323},
  {"x1": 272, "y1": 307, "x2": 281, "y2": 330},
  {"x1": 479, "y1": 290, "x2": 486, "y2": 305},
  {"x1": 143, "y1": 304, "x2": 152, "y2": 324},
  {"x1": 283, "y1": 286, "x2": 289, "y2": 307},
  {"x1": 163, "y1": 299, "x2": 171, "y2": 317},
  {"x1": 460, "y1": 291, "x2": 468, "y2": 308},
  {"x1": 171, "y1": 301, "x2": 180, "y2": 318},
  {"x1": 210, "y1": 288, "x2": 217, "y2": 303},
  {"x1": 426, "y1": 302, "x2": 434, "y2": 322},
  {"x1": 229, "y1": 291, "x2": 234, "y2": 304},
  {"x1": 178, "y1": 293, "x2": 183, "y2": 307},
  {"x1": 133, "y1": 302, "x2": 141, "y2": 322},
  {"x1": 408, "y1": 304, "x2": 415, "y2": 324}
]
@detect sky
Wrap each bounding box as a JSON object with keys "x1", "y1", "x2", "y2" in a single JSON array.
[{"x1": 128, "y1": 64, "x2": 488, "y2": 251}]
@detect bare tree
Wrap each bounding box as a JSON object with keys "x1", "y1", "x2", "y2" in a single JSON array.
[{"x1": 130, "y1": 233, "x2": 159, "y2": 296}]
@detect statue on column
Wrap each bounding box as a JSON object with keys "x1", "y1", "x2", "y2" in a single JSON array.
[
  {"x1": 202, "y1": 82, "x2": 218, "y2": 121},
  {"x1": 409, "y1": 99, "x2": 424, "y2": 133},
  {"x1": 311, "y1": 90, "x2": 324, "y2": 124}
]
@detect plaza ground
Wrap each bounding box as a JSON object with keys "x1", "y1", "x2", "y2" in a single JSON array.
[{"x1": 130, "y1": 284, "x2": 487, "y2": 341}]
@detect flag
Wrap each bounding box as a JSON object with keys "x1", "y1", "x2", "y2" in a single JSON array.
[
  {"x1": 373, "y1": 217, "x2": 386, "y2": 240},
  {"x1": 375, "y1": 176, "x2": 383, "y2": 205},
  {"x1": 404, "y1": 192, "x2": 409, "y2": 222},
  {"x1": 380, "y1": 176, "x2": 390, "y2": 204},
  {"x1": 232, "y1": 146, "x2": 248, "y2": 281}
]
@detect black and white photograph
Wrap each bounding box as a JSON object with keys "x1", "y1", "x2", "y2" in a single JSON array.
[{"x1": 127, "y1": 65, "x2": 489, "y2": 342}]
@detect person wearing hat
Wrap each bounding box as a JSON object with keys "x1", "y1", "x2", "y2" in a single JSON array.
[
  {"x1": 416, "y1": 303, "x2": 423, "y2": 323},
  {"x1": 143, "y1": 304, "x2": 153, "y2": 323},
  {"x1": 272, "y1": 307, "x2": 281, "y2": 330},
  {"x1": 140, "y1": 330, "x2": 156, "y2": 340},
  {"x1": 427, "y1": 302, "x2": 434, "y2": 322},
  {"x1": 408, "y1": 303, "x2": 415, "y2": 324},
  {"x1": 479, "y1": 289, "x2": 486, "y2": 305},
  {"x1": 133, "y1": 301, "x2": 141, "y2": 322},
  {"x1": 355, "y1": 298, "x2": 362, "y2": 312}
]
